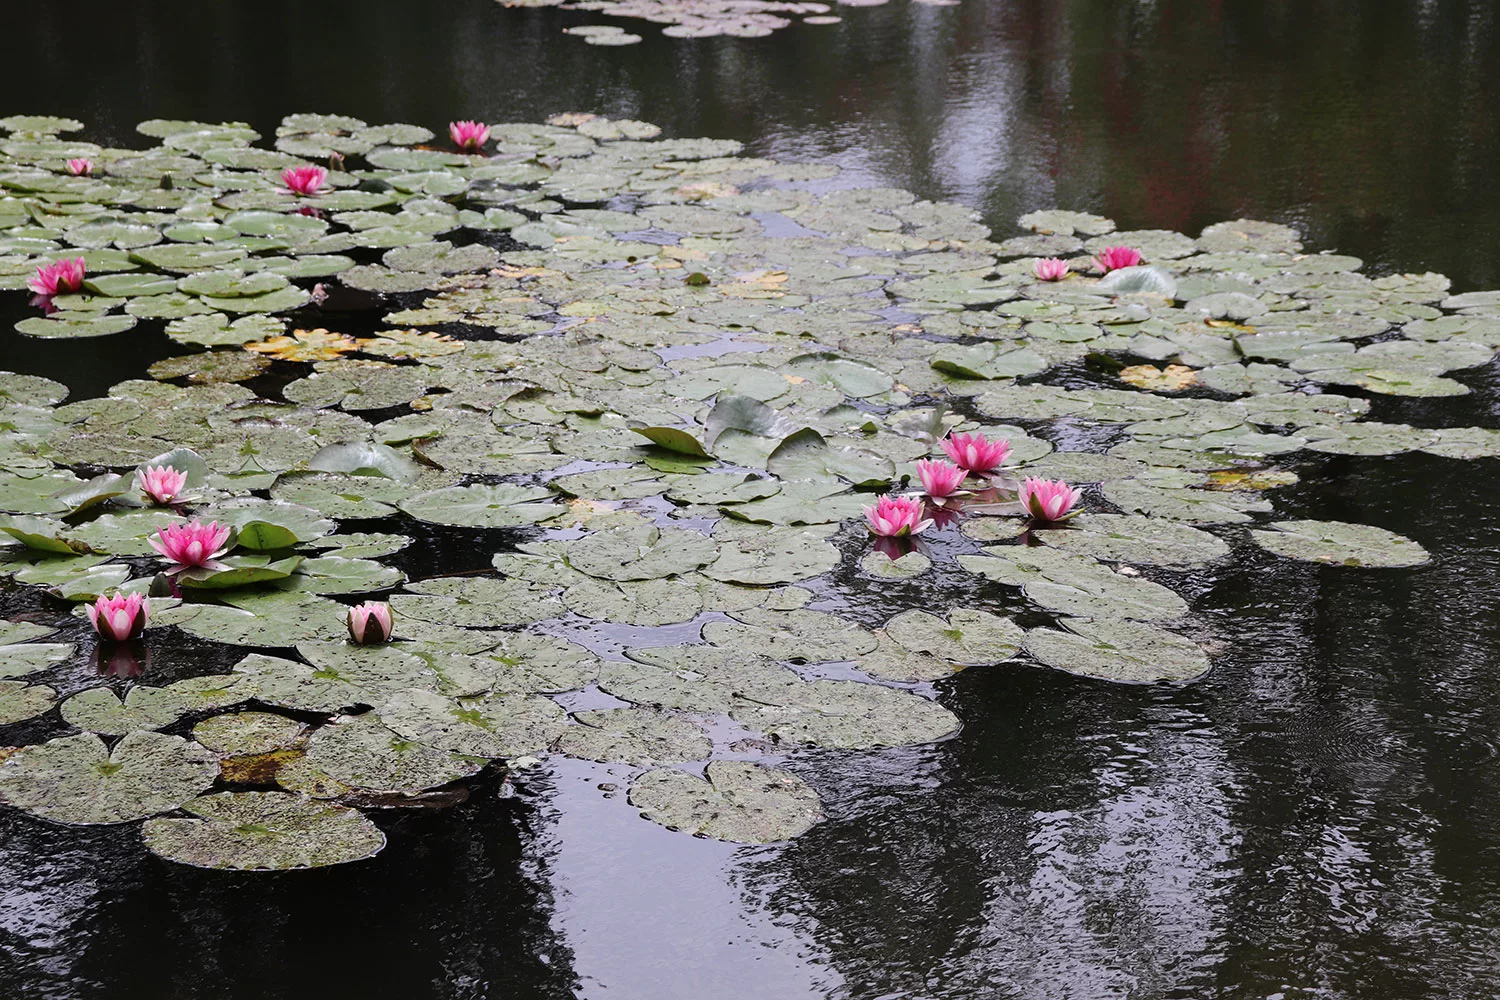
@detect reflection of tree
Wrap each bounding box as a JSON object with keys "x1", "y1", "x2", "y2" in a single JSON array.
[
  {"x1": 736, "y1": 668, "x2": 1237, "y2": 999},
  {"x1": 0, "y1": 786, "x2": 579, "y2": 998},
  {"x1": 8, "y1": 2, "x2": 1500, "y2": 284}
]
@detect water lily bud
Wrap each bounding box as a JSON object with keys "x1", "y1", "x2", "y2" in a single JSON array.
[{"x1": 347, "y1": 601, "x2": 393, "y2": 645}]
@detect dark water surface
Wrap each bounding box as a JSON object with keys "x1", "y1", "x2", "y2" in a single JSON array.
[{"x1": 5, "y1": 2, "x2": 1500, "y2": 998}]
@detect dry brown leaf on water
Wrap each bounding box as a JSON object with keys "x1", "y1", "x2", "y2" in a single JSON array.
[
  {"x1": 546, "y1": 111, "x2": 600, "y2": 127},
  {"x1": 246, "y1": 328, "x2": 359, "y2": 362},
  {"x1": 1119, "y1": 363, "x2": 1200, "y2": 391},
  {"x1": 674, "y1": 181, "x2": 739, "y2": 201},
  {"x1": 1206, "y1": 469, "x2": 1301, "y2": 491}
]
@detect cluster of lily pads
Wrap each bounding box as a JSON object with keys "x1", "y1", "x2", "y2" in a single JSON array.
[
  {"x1": 499, "y1": 0, "x2": 869, "y2": 44},
  {"x1": 0, "y1": 109, "x2": 1474, "y2": 862}
]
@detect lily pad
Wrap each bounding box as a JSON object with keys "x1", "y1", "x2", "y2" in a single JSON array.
[
  {"x1": 565, "y1": 525, "x2": 718, "y2": 581},
  {"x1": 883, "y1": 608, "x2": 1024, "y2": 665},
  {"x1": 0, "y1": 731, "x2": 217, "y2": 825},
  {"x1": 302, "y1": 712, "x2": 484, "y2": 794},
  {"x1": 1024, "y1": 619, "x2": 1210, "y2": 683},
  {"x1": 553, "y1": 708, "x2": 711, "y2": 765},
  {"x1": 629, "y1": 761, "x2": 824, "y2": 844},
  {"x1": 377, "y1": 689, "x2": 567, "y2": 759},
  {"x1": 1251, "y1": 520, "x2": 1430, "y2": 568},
  {"x1": 142, "y1": 791, "x2": 385, "y2": 869},
  {"x1": 728, "y1": 679, "x2": 961, "y2": 749}
]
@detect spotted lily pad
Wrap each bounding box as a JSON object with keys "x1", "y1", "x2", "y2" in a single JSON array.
[
  {"x1": 1035, "y1": 514, "x2": 1230, "y2": 567},
  {"x1": 729, "y1": 680, "x2": 960, "y2": 749},
  {"x1": 553, "y1": 708, "x2": 711, "y2": 765},
  {"x1": 398, "y1": 484, "x2": 558, "y2": 528},
  {"x1": 193, "y1": 711, "x2": 306, "y2": 756},
  {"x1": 565, "y1": 525, "x2": 719, "y2": 581},
  {"x1": 629, "y1": 761, "x2": 824, "y2": 844},
  {"x1": 883, "y1": 608, "x2": 1024, "y2": 665},
  {"x1": 1023, "y1": 619, "x2": 1210, "y2": 683},
  {"x1": 302, "y1": 712, "x2": 484, "y2": 793},
  {"x1": 0, "y1": 731, "x2": 217, "y2": 825},
  {"x1": 142, "y1": 791, "x2": 385, "y2": 869},
  {"x1": 377, "y1": 689, "x2": 567, "y2": 759},
  {"x1": 0, "y1": 679, "x2": 56, "y2": 723}
]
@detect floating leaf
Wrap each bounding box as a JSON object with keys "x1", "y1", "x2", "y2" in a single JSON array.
[
  {"x1": 729, "y1": 679, "x2": 961, "y2": 749},
  {"x1": 398, "y1": 484, "x2": 557, "y2": 528},
  {"x1": 565, "y1": 525, "x2": 718, "y2": 581},
  {"x1": 883, "y1": 608, "x2": 1024, "y2": 665},
  {"x1": 302, "y1": 712, "x2": 484, "y2": 794},
  {"x1": 1024, "y1": 619, "x2": 1210, "y2": 683},
  {"x1": 1251, "y1": 519, "x2": 1430, "y2": 568},
  {"x1": 0, "y1": 680, "x2": 56, "y2": 723},
  {"x1": 193, "y1": 711, "x2": 306, "y2": 756},
  {"x1": 629, "y1": 761, "x2": 823, "y2": 843},
  {"x1": 0, "y1": 731, "x2": 217, "y2": 825},
  {"x1": 142, "y1": 791, "x2": 385, "y2": 869},
  {"x1": 377, "y1": 689, "x2": 567, "y2": 759},
  {"x1": 553, "y1": 708, "x2": 711, "y2": 765}
]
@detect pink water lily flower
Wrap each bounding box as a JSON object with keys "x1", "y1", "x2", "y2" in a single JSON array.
[
  {"x1": 941, "y1": 431, "x2": 1011, "y2": 474},
  {"x1": 449, "y1": 120, "x2": 490, "y2": 151},
  {"x1": 916, "y1": 458, "x2": 967, "y2": 498},
  {"x1": 863, "y1": 495, "x2": 934, "y2": 537},
  {"x1": 65, "y1": 158, "x2": 93, "y2": 177},
  {"x1": 347, "y1": 601, "x2": 394, "y2": 645},
  {"x1": 281, "y1": 165, "x2": 327, "y2": 196},
  {"x1": 1095, "y1": 246, "x2": 1144, "y2": 273},
  {"x1": 1033, "y1": 257, "x2": 1069, "y2": 281},
  {"x1": 149, "y1": 520, "x2": 233, "y2": 574},
  {"x1": 87, "y1": 592, "x2": 149, "y2": 642},
  {"x1": 1019, "y1": 476, "x2": 1084, "y2": 522},
  {"x1": 27, "y1": 257, "x2": 86, "y2": 296},
  {"x1": 137, "y1": 465, "x2": 188, "y2": 505}
]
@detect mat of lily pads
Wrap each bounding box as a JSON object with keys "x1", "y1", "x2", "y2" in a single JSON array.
[
  {"x1": 497, "y1": 0, "x2": 911, "y2": 44},
  {"x1": 0, "y1": 110, "x2": 1477, "y2": 863}
]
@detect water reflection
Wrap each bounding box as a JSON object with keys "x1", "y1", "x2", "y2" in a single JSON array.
[{"x1": 0, "y1": 787, "x2": 580, "y2": 999}]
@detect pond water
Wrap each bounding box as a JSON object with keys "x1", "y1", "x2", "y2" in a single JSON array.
[{"x1": 3, "y1": 2, "x2": 1500, "y2": 999}]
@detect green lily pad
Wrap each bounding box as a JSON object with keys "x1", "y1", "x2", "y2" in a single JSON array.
[
  {"x1": 1024, "y1": 619, "x2": 1210, "y2": 683},
  {"x1": 142, "y1": 791, "x2": 386, "y2": 869},
  {"x1": 629, "y1": 761, "x2": 824, "y2": 844},
  {"x1": 398, "y1": 483, "x2": 558, "y2": 528},
  {"x1": 1035, "y1": 514, "x2": 1230, "y2": 567},
  {"x1": 553, "y1": 708, "x2": 711, "y2": 766},
  {"x1": 699, "y1": 526, "x2": 839, "y2": 585},
  {"x1": 883, "y1": 608, "x2": 1025, "y2": 665},
  {"x1": 0, "y1": 642, "x2": 72, "y2": 678},
  {"x1": 0, "y1": 679, "x2": 56, "y2": 723},
  {"x1": 728, "y1": 678, "x2": 960, "y2": 749},
  {"x1": 193, "y1": 711, "x2": 306, "y2": 755},
  {"x1": 377, "y1": 689, "x2": 567, "y2": 759},
  {"x1": 0, "y1": 730, "x2": 217, "y2": 825},
  {"x1": 1251, "y1": 520, "x2": 1430, "y2": 568},
  {"x1": 394, "y1": 576, "x2": 564, "y2": 627},
  {"x1": 766, "y1": 428, "x2": 894, "y2": 487},
  {"x1": 603, "y1": 646, "x2": 801, "y2": 713},
  {"x1": 302, "y1": 711, "x2": 484, "y2": 793},
  {"x1": 307, "y1": 442, "x2": 421, "y2": 482},
  {"x1": 702, "y1": 608, "x2": 876, "y2": 662},
  {"x1": 562, "y1": 523, "x2": 716, "y2": 581}
]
